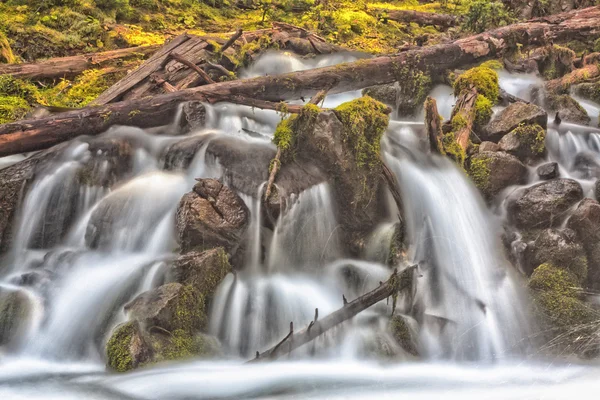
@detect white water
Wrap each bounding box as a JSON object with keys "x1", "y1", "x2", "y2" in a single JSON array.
[{"x1": 1, "y1": 53, "x2": 600, "y2": 398}]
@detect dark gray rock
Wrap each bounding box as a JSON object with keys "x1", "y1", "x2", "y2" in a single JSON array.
[
  {"x1": 479, "y1": 141, "x2": 500, "y2": 153},
  {"x1": 537, "y1": 162, "x2": 559, "y2": 180}
]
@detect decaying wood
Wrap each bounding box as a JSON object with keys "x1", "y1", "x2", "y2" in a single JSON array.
[
  {"x1": 545, "y1": 63, "x2": 600, "y2": 93},
  {"x1": 250, "y1": 267, "x2": 414, "y2": 361},
  {"x1": 451, "y1": 86, "x2": 478, "y2": 153},
  {"x1": 384, "y1": 9, "x2": 460, "y2": 29},
  {"x1": 0, "y1": 45, "x2": 159, "y2": 80},
  {"x1": 2, "y1": 6, "x2": 600, "y2": 156},
  {"x1": 169, "y1": 52, "x2": 215, "y2": 84},
  {"x1": 381, "y1": 160, "x2": 404, "y2": 220},
  {"x1": 221, "y1": 29, "x2": 243, "y2": 53},
  {"x1": 424, "y1": 97, "x2": 444, "y2": 153}
]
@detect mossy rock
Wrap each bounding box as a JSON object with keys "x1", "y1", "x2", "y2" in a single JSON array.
[
  {"x1": 573, "y1": 82, "x2": 600, "y2": 105},
  {"x1": 150, "y1": 330, "x2": 221, "y2": 363},
  {"x1": 545, "y1": 94, "x2": 590, "y2": 126},
  {"x1": 453, "y1": 66, "x2": 499, "y2": 103},
  {"x1": 389, "y1": 315, "x2": 418, "y2": 357},
  {"x1": 273, "y1": 103, "x2": 320, "y2": 161},
  {"x1": 468, "y1": 151, "x2": 527, "y2": 200},
  {"x1": 106, "y1": 321, "x2": 150, "y2": 372},
  {"x1": 530, "y1": 229, "x2": 587, "y2": 284},
  {"x1": 498, "y1": 123, "x2": 546, "y2": 162},
  {"x1": 482, "y1": 102, "x2": 547, "y2": 143}
]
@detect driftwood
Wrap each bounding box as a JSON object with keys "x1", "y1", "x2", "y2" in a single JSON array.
[
  {"x1": 250, "y1": 267, "x2": 414, "y2": 361},
  {"x1": 0, "y1": 45, "x2": 159, "y2": 80},
  {"x1": 1, "y1": 6, "x2": 600, "y2": 156},
  {"x1": 384, "y1": 9, "x2": 459, "y2": 29},
  {"x1": 424, "y1": 97, "x2": 444, "y2": 153}
]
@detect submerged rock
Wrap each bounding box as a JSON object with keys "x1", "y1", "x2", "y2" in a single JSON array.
[
  {"x1": 468, "y1": 151, "x2": 527, "y2": 200},
  {"x1": 537, "y1": 162, "x2": 559, "y2": 180},
  {"x1": 77, "y1": 137, "x2": 134, "y2": 188},
  {"x1": 176, "y1": 179, "x2": 249, "y2": 254},
  {"x1": 482, "y1": 102, "x2": 547, "y2": 143},
  {"x1": 507, "y1": 179, "x2": 583, "y2": 229}
]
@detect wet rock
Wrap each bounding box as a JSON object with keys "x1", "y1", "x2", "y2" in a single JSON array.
[
  {"x1": 166, "y1": 248, "x2": 231, "y2": 301},
  {"x1": 573, "y1": 152, "x2": 600, "y2": 179},
  {"x1": 179, "y1": 101, "x2": 206, "y2": 134},
  {"x1": 0, "y1": 288, "x2": 31, "y2": 347},
  {"x1": 362, "y1": 84, "x2": 397, "y2": 106},
  {"x1": 567, "y1": 198, "x2": 600, "y2": 288},
  {"x1": 482, "y1": 102, "x2": 547, "y2": 142},
  {"x1": 507, "y1": 179, "x2": 583, "y2": 229},
  {"x1": 526, "y1": 228, "x2": 587, "y2": 282},
  {"x1": 162, "y1": 134, "x2": 213, "y2": 171},
  {"x1": 106, "y1": 321, "x2": 151, "y2": 372},
  {"x1": 573, "y1": 81, "x2": 600, "y2": 105},
  {"x1": 478, "y1": 141, "x2": 500, "y2": 152},
  {"x1": 389, "y1": 315, "x2": 418, "y2": 357},
  {"x1": 537, "y1": 162, "x2": 559, "y2": 180},
  {"x1": 125, "y1": 283, "x2": 206, "y2": 333},
  {"x1": 176, "y1": 179, "x2": 249, "y2": 253},
  {"x1": 545, "y1": 94, "x2": 590, "y2": 125},
  {"x1": 77, "y1": 137, "x2": 134, "y2": 188},
  {"x1": 468, "y1": 151, "x2": 527, "y2": 200},
  {"x1": 498, "y1": 124, "x2": 546, "y2": 162}
]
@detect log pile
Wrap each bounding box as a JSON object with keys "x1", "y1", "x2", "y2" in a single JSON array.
[{"x1": 1, "y1": 6, "x2": 600, "y2": 157}]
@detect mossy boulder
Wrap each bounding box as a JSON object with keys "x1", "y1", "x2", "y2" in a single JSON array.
[
  {"x1": 544, "y1": 94, "x2": 590, "y2": 125},
  {"x1": 176, "y1": 179, "x2": 249, "y2": 254},
  {"x1": 526, "y1": 228, "x2": 587, "y2": 282},
  {"x1": 167, "y1": 248, "x2": 231, "y2": 303},
  {"x1": 498, "y1": 123, "x2": 546, "y2": 163},
  {"x1": 0, "y1": 288, "x2": 31, "y2": 348},
  {"x1": 573, "y1": 82, "x2": 600, "y2": 105},
  {"x1": 389, "y1": 315, "x2": 418, "y2": 357},
  {"x1": 106, "y1": 321, "x2": 151, "y2": 372},
  {"x1": 468, "y1": 151, "x2": 527, "y2": 200},
  {"x1": 362, "y1": 84, "x2": 397, "y2": 107},
  {"x1": 529, "y1": 263, "x2": 599, "y2": 357},
  {"x1": 507, "y1": 179, "x2": 583, "y2": 229},
  {"x1": 478, "y1": 141, "x2": 500, "y2": 152},
  {"x1": 453, "y1": 66, "x2": 499, "y2": 102},
  {"x1": 482, "y1": 102, "x2": 547, "y2": 143}
]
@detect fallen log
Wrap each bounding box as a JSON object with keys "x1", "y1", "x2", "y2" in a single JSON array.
[
  {"x1": 424, "y1": 97, "x2": 444, "y2": 153},
  {"x1": 2, "y1": 6, "x2": 600, "y2": 156},
  {"x1": 0, "y1": 45, "x2": 160, "y2": 80},
  {"x1": 545, "y1": 63, "x2": 600, "y2": 93},
  {"x1": 250, "y1": 267, "x2": 415, "y2": 361},
  {"x1": 383, "y1": 9, "x2": 460, "y2": 29},
  {"x1": 451, "y1": 86, "x2": 478, "y2": 153}
]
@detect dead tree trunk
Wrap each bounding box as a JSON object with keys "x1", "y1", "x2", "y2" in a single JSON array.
[
  {"x1": 2, "y1": 6, "x2": 600, "y2": 156},
  {"x1": 384, "y1": 10, "x2": 460, "y2": 29},
  {"x1": 424, "y1": 97, "x2": 444, "y2": 153},
  {"x1": 250, "y1": 267, "x2": 414, "y2": 361},
  {"x1": 0, "y1": 45, "x2": 159, "y2": 79},
  {"x1": 545, "y1": 63, "x2": 600, "y2": 93},
  {"x1": 451, "y1": 86, "x2": 478, "y2": 153}
]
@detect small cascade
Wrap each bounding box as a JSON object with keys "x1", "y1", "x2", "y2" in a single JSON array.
[{"x1": 384, "y1": 131, "x2": 529, "y2": 361}]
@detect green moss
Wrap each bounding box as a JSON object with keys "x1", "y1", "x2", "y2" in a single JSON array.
[
  {"x1": 392, "y1": 65, "x2": 432, "y2": 115},
  {"x1": 468, "y1": 155, "x2": 491, "y2": 192},
  {"x1": 106, "y1": 322, "x2": 135, "y2": 373},
  {"x1": 273, "y1": 103, "x2": 321, "y2": 160},
  {"x1": 512, "y1": 123, "x2": 546, "y2": 155},
  {"x1": 474, "y1": 94, "x2": 493, "y2": 126},
  {"x1": 529, "y1": 263, "x2": 579, "y2": 297},
  {"x1": 158, "y1": 330, "x2": 219, "y2": 361},
  {"x1": 334, "y1": 96, "x2": 390, "y2": 170},
  {"x1": 595, "y1": 38, "x2": 600, "y2": 53},
  {"x1": 453, "y1": 66, "x2": 499, "y2": 103},
  {"x1": 389, "y1": 315, "x2": 417, "y2": 356},
  {"x1": 0, "y1": 96, "x2": 30, "y2": 124},
  {"x1": 173, "y1": 284, "x2": 207, "y2": 333},
  {"x1": 0, "y1": 31, "x2": 15, "y2": 63},
  {"x1": 479, "y1": 60, "x2": 503, "y2": 70}
]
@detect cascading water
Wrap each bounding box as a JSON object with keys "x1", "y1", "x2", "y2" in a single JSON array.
[{"x1": 0, "y1": 51, "x2": 599, "y2": 399}]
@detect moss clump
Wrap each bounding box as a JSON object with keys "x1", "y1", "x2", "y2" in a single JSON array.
[
  {"x1": 157, "y1": 330, "x2": 220, "y2": 361},
  {"x1": 474, "y1": 94, "x2": 493, "y2": 127},
  {"x1": 106, "y1": 322, "x2": 136, "y2": 372},
  {"x1": 453, "y1": 66, "x2": 500, "y2": 103},
  {"x1": 468, "y1": 155, "x2": 491, "y2": 192},
  {"x1": 392, "y1": 66, "x2": 432, "y2": 115},
  {"x1": 389, "y1": 315, "x2": 417, "y2": 356},
  {"x1": 541, "y1": 45, "x2": 576, "y2": 81},
  {"x1": 273, "y1": 103, "x2": 320, "y2": 160},
  {"x1": 479, "y1": 60, "x2": 503, "y2": 70},
  {"x1": 442, "y1": 130, "x2": 467, "y2": 168},
  {"x1": 0, "y1": 96, "x2": 30, "y2": 124},
  {"x1": 529, "y1": 263, "x2": 579, "y2": 297},
  {"x1": 334, "y1": 96, "x2": 390, "y2": 170},
  {"x1": 0, "y1": 31, "x2": 15, "y2": 63},
  {"x1": 173, "y1": 284, "x2": 207, "y2": 333}
]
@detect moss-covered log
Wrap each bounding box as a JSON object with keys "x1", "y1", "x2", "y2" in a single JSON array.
[
  {"x1": 383, "y1": 10, "x2": 460, "y2": 29},
  {"x1": 2, "y1": 6, "x2": 600, "y2": 156},
  {"x1": 545, "y1": 63, "x2": 600, "y2": 93}
]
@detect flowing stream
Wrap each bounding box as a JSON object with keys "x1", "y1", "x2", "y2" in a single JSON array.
[{"x1": 1, "y1": 51, "x2": 600, "y2": 398}]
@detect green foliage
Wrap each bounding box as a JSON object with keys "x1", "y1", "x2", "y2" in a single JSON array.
[
  {"x1": 462, "y1": 0, "x2": 514, "y2": 33},
  {"x1": 334, "y1": 96, "x2": 389, "y2": 170},
  {"x1": 453, "y1": 66, "x2": 500, "y2": 102},
  {"x1": 468, "y1": 154, "x2": 491, "y2": 191}
]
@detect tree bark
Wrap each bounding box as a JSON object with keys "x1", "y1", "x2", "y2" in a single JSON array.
[
  {"x1": 384, "y1": 10, "x2": 460, "y2": 29},
  {"x1": 2, "y1": 6, "x2": 600, "y2": 156},
  {"x1": 250, "y1": 267, "x2": 414, "y2": 361},
  {"x1": 451, "y1": 86, "x2": 478, "y2": 153},
  {"x1": 545, "y1": 63, "x2": 600, "y2": 93},
  {"x1": 424, "y1": 97, "x2": 444, "y2": 153},
  {"x1": 0, "y1": 45, "x2": 160, "y2": 80}
]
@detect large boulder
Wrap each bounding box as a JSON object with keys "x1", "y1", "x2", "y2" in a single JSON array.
[
  {"x1": 507, "y1": 179, "x2": 583, "y2": 229},
  {"x1": 468, "y1": 151, "x2": 528, "y2": 200},
  {"x1": 545, "y1": 94, "x2": 590, "y2": 125},
  {"x1": 482, "y1": 102, "x2": 547, "y2": 143},
  {"x1": 176, "y1": 179, "x2": 249, "y2": 254},
  {"x1": 567, "y1": 198, "x2": 600, "y2": 288},
  {"x1": 498, "y1": 124, "x2": 546, "y2": 163}
]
